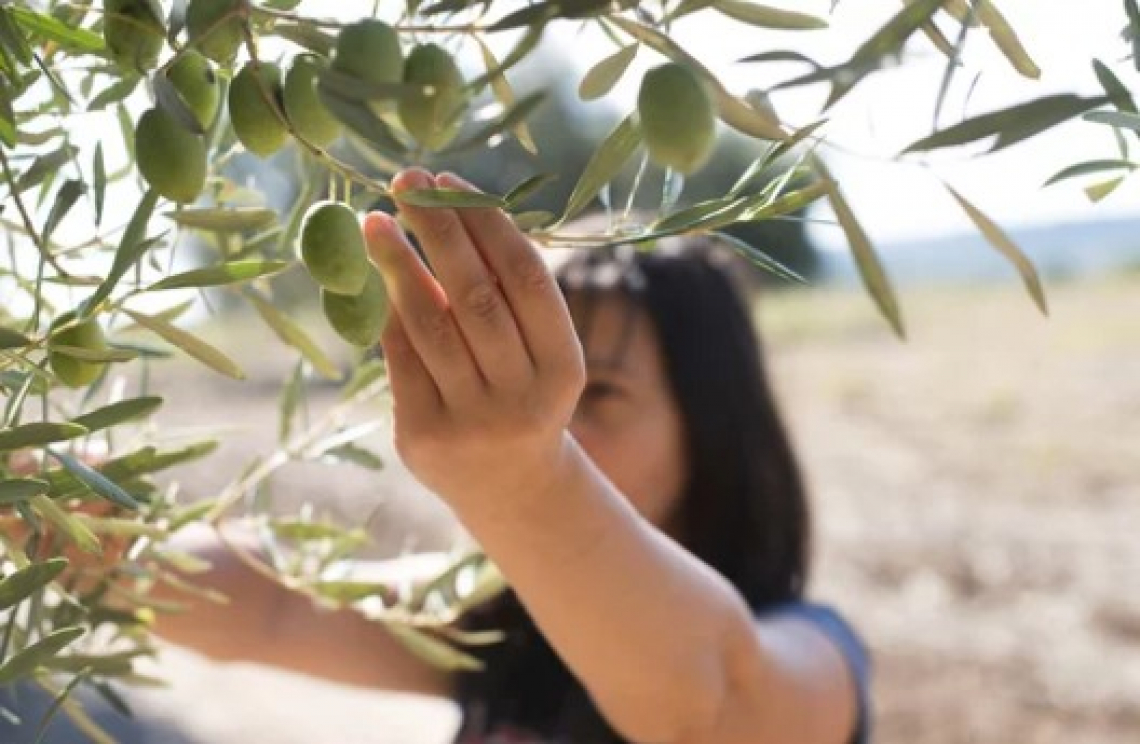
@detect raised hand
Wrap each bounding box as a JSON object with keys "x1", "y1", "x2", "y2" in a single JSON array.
[{"x1": 364, "y1": 169, "x2": 586, "y2": 509}]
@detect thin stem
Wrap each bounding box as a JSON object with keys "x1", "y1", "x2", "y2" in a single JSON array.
[{"x1": 0, "y1": 148, "x2": 74, "y2": 278}]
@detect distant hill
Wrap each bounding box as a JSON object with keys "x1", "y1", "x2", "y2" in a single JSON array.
[{"x1": 818, "y1": 216, "x2": 1140, "y2": 286}]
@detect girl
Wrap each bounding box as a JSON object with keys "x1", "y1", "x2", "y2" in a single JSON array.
[{"x1": 10, "y1": 167, "x2": 872, "y2": 744}]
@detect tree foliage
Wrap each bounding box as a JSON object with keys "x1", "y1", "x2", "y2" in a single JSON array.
[{"x1": 0, "y1": 0, "x2": 1138, "y2": 737}]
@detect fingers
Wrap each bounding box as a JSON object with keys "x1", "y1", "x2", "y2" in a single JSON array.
[
  {"x1": 434, "y1": 172, "x2": 582, "y2": 375},
  {"x1": 379, "y1": 309, "x2": 443, "y2": 419},
  {"x1": 363, "y1": 211, "x2": 482, "y2": 400},
  {"x1": 389, "y1": 170, "x2": 533, "y2": 389}
]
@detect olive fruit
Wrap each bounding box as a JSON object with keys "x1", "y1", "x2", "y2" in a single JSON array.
[
  {"x1": 135, "y1": 107, "x2": 207, "y2": 203},
  {"x1": 228, "y1": 62, "x2": 289, "y2": 158},
  {"x1": 283, "y1": 54, "x2": 341, "y2": 147},
  {"x1": 104, "y1": 0, "x2": 165, "y2": 72},
  {"x1": 299, "y1": 201, "x2": 369, "y2": 296},
  {"x1": 166, "y1": 49, "x2": 221, "y2": 130},
  {"x1": 331, "y1": 19, "x2": 403, "y2": 109},
  {"x1": 49, "y1": 313, "x2": 110, "y2": 388},
  {"x1": 398, "y1": 44, "x2": 466, "y2": 151},
  {"x1": 186, "y1": 0, "x2": 246, "y2": 65},
  {"x1": 321, "y1": 269, "x2": 389, "y2": 347},
  {"x1": 637, "y1": 63, "x2": 717, "y2": 175}
]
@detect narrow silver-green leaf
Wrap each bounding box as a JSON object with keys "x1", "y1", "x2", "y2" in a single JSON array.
[
  {"x1": 10, "y1": 7, "x2": 103, "y2": 54},
  {"x1": 0, "y1": 558, "x2": 68, "y2": 611},
  {"x1": 122, "y1": 308, "x2": 246, "y2": 380},
  {"x1": 1085, "y1": 176, "x2": 1125, "y2": 202},
  {"x1": 815, "y1": 158, "x2": 904, "y2": 338},
  {"x1": 578, "y1": 44, "x2": 638, "y2": 101},
  {"x1": 0, "y1": 326, "x2": 31, "y2": 350},
  {"x1": 46, "y1": 450, "x2": 140, "y2": 511},
  {"x1": 1085, "y1": 109, "x2": 1140, "y2": 132},
  {"x1": 245, "y1": 290, "x2": 340, "y2": 381},
  {"x1": 1092, "y1": 59, "x2": 1137, "y2": 114},
  {"x1": 48, "y1": 345, "x2": 138, "y2": 363},
  {"x1": 474, "y1": 36, "x2": 537, "y2": 154},
  {"x1": 1043, "y1": 159, "x2": 1136, "y2": 187},
  {"x1": 70, "y1": 397, "x2": 163, "y2": 433},
  {"x1": 0, "y1": 422, "x2": 87, "y2": 452},
  {"x1": 709, "y1": 231, "x2": 806, "y2": 284},
  {"x1": 42, "y1": 180, "x2": 86, "y2": 245},
  {"x1": 30, "y1": 494, "x2": 101, "y2": 554},
  {"x1": 82, "y1": 188, "x2": 160, "y2": 317},
  {"x1": 382, "y1": 622, "x2": 484, "y2": 671},
  {"x1": 147, "y1": 260, "x2": 289, "y2": 291},
  {"x1": 714, "y1": 1, "x2": 827, "y2": 29},
  {"x1": 903, "y1": 95, "x2": 1109, "y2": 153},
  {"x1": 166, "y1": 207, "x2": 278, "y2": 232},
  {"x1": 0, "y1": 626, "x2": 86, "y2": 685},
  {"x1": 945, "y1": 184, "x2": 1047, "y2": 315},
  {"x1": 92, "y1": 143, "x2": 106, "y2": 227},
  {"x1": 559, "y1": 114, "x2": 642, "y2": 224},
  {"x1": 0, "y1": 478, "x2": 50, "y2": 505},
  {"x1": 395, "y1": 189, "x2": 507, "y2": 209}
]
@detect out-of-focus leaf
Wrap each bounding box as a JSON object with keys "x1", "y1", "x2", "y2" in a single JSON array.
[
  {"x1": 278, "y1": 358, "x2": 303, "y2": 443},
  {"x1": 312, "y1": 579, "x2": 396, "y2": 604},
  {"x1": 1093, "y1": 59, "x2": 1136, "y2": 114},
  {"x1": 512, "y1": 210, "x2": 555, "y2": 231},
  {"x1": 0, "y1": 558, "x2": 68, "y2": 611},
  {"x1": 558, "y1": 114, "x2": 641, "y2": 225},
  {"x1": 474, "y1": 36, "x2": 537, "y2": 154},
  {"x1": 966, "y1": 0, "x2": 1040, "y2": 79},
  {"x1": 245, "y1": 290, "x2": 340, "y2": 381},
  {"x1": 382, "y1": 623, "x2": 484, "y2": 671},
  {"x1": 945, "y1": 184, "x2": 1047, "y2": 315},
  {"x1": 69, "y1": 396, "x2": 163, "y2": 433},
  {"x1": 269, "y1": 21, "x2": 335, "y2": 57},
  {"x1": 0, "y1": 478, "x2": 50, "y2": 505},
  {"x1": 0, "y1": 626, "x2": 86, "y2": 684},
  {"x1": 0, "y1": 326, "x2": 31, "y2": 349},
  {"x1": 270, "y1": 519, "x2": 346, "y2": 542},
  {"x1": 815, "y1": 158, "x2": 904, "y2": 339},
  {"x1": 46, "y1": 450, "x2": 141, "y2": 511},
  {"x1": 903, "y1": 95, "x2": 1108, "y2": 153},
  {"x1": 317, "y1": 85, "x2": 407, "y2": 159},
  {"x1": 12, "y1": 145, "x2": 77, "y2": 194},
  {"x1": 504, "y1": 173, "x2": 557, "y2": 208},
  {"x1": 48, "y1": 344, "x2": 138, "y2": 363},
  {"x1": 319, "y1": 443, "x2": 385, "y2": 470},
  {"x1": 30, "y1": 494, "x2": 101, "y2": 554},
  {"x1": 147, "y1": 260, "x2": 288, "y2": 291},
  {"x1": 92, "y1": 143, "x2": 106, "y2": 227},
  {"x1": 1085, "y1": 176, "x2": 1126, "y2": 202},
  {"x1": 165, "y1": 207, "x2": 277, "y2": 232},
  {"x1": 0, "y1": 422, "x2": 87, "y2": 452},
  {"x1": 395, "y1": 189, "x2": 506, "y2": 209},
  {"x1": 578, "y1": 44, "x2": 638, "y2": 101},
  {"x1": 10, "y1": 7, "x2": 104, "y2": 55},
  {"x1": 441, "y1": 90, "x2": 546, "y2": 156},
  {"x1": 82, "y1": 189, "x2": 160, "y2": 317},
  {"x1": 714, "y1": 1, "x2": 827, "y2": 29},
  {"x1": 611, "y1": 16, "x2": 785, "y2": 141},
  {"x1": 41, "y1": 180, "x2": 86, "y2": 245},
  {"x1": 774, "y1": 0, "x2": 944, "y2": 109},
  {"x1": 736, "y1": 50, "x2": 823, "y2": 69},
  {"x1": 122, "y1": 308, "x2": 245, "y2": 381},
  {"x1": 1043, "y1": 159, "x2": 1136, "y2": 186},
  {"x1": 87, "y1": 75, "x2": 141, "y2": 111},
  {"x1": 0, "y1": 85, "x2": 16, "y2": 148},
  {"x1": 1085, "y1": 109, "x2": 1140, "y2": 132}
]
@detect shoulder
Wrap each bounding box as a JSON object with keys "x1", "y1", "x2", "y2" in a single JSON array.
[{"x1": 756, "y1": 600, "x2": 873, "y2": 744}]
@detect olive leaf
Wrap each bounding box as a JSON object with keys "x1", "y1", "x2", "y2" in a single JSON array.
[
  {"x1": 944, "y1": 184, "x2": 1048, "y2": 315},
  {"x1": 0, "y1": 557, "x2": 68, "y2": 612},
  {"x1": 578, "y1": 44, "x2": 638, "y2": 101},
  {"x1": 0, "y1": 626, "x2": 87, "y2": 685},
  {"x1": 558, "y1": 114, "x2": 642, "y2": 225}
]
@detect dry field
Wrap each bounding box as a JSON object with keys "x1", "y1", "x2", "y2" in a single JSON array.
[{"x1": 11, "y1": 270, "x2": 1140, "y2": 743}]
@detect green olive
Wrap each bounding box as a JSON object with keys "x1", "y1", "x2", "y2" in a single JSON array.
[
  {"x1": 135, "y1": 107, "x2": 207, "y2": 203},
  {"x1": 49, "y1": 313, "x2": 110, "y2": 388},
  {"x1": 637, "y1": 63, "x2": 717, "y2": 175},
  {"x1": 398, "y1": 44, "x2": 466, "y2": 151},
  {"x1": 166, "y1": 49, "x2": 222, "y2": 130},
  {"x1": 228, "y1": 62, "x2": 289, "y2": 158},
  {"x1": 299, "y1": 200, "x2": 370, "y2": 296},
  {"x1": 283, "y1": 54, "x2": 341, "y2": 147},
  {"x1": 185, "y1": 0, "x2": 246, "y2": 65},
  {"x1": 321, "y1": 269, "x2": 389, "y2": 347},
  {"x1": 104, "y1": 0, "x2": 165, "y2": 72}
]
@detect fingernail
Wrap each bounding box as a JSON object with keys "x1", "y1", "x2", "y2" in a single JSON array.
[
  {"x1": 393, "y1": 168, "x2": 432, "y2": 193},
  {"x1": 437, "y1": 172, "x2": 472, "y2": 190}
]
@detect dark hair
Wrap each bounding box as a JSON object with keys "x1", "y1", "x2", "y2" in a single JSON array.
[{"x1": 454, "y1": 234, "x2": 811, "y2": 743}]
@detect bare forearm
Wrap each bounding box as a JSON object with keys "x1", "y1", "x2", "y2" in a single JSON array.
[{"x1": 449, "y1": 435, "x2": 749, "y2": 742}]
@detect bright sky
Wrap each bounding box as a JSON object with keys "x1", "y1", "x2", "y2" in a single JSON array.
[
  {"x1": 16, "y1": 1, "x2": 1140, "y2": 271},
  {"x1": 542, "y1": 1, "x2": 1140, "y2": 247}
]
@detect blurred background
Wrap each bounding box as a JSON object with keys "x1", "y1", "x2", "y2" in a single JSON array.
[{"x1": 4, "y1": 1, "x2": 1140, "y2": 742}]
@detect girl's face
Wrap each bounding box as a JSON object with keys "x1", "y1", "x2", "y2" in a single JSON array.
[{"x1": 566, "y1": 292, "x2": 689, "y2": 534}]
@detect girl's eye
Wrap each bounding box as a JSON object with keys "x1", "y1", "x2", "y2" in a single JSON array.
[{"x1": 580, "y1": 381, "x2": 622, "y2": 402}]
